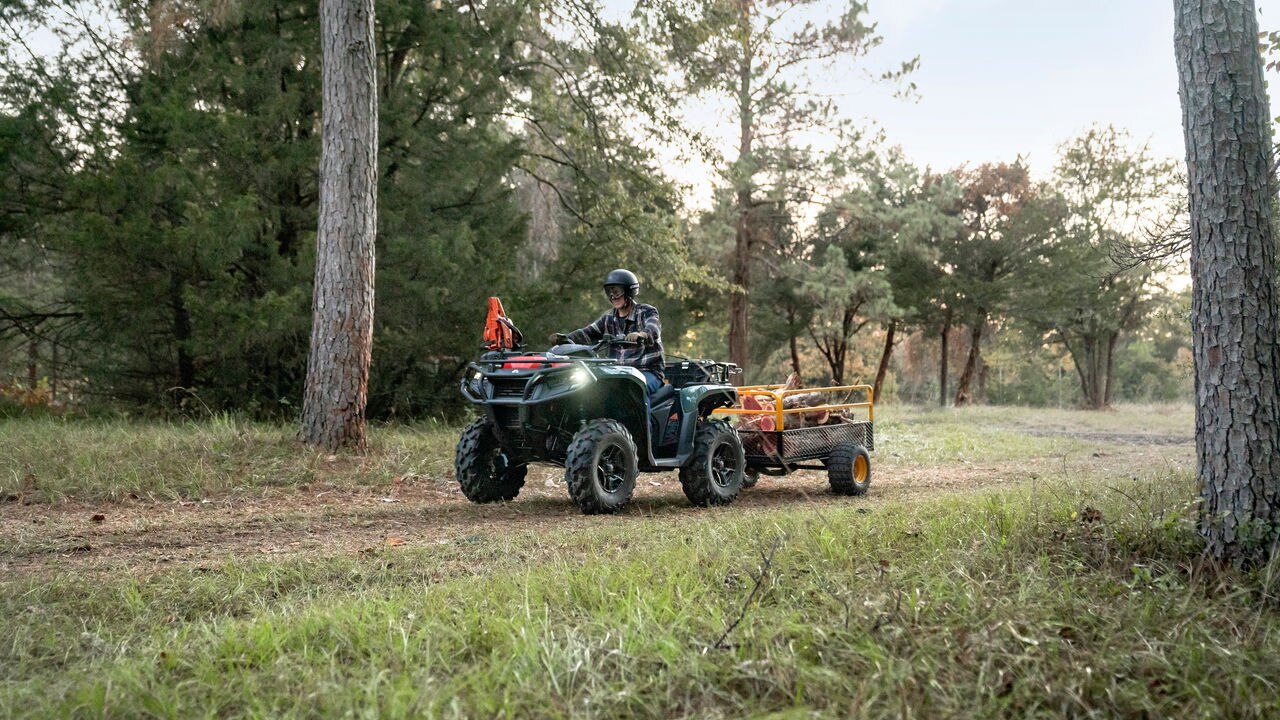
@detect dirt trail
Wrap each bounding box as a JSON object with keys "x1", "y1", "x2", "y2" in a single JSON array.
[{"x1": 1, "y1": 433, "x2": 1191, "y2": 578}]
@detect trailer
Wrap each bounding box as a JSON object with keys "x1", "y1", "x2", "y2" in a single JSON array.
[{"x1": 713, "y1": 383, "x2": 874, "y2": 495}]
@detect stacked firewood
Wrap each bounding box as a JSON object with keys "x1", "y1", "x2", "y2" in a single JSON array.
[{"x1": 737, "y1": 374, "x2": 858, "y2": 456}]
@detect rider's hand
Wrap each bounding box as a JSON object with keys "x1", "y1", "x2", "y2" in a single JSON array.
[
  {"x1": 549, "y1": 332, "x2": 569, "y2": 344},
  {"x1": 624, "y1": 331, "x2": 648, "y2": 344}
]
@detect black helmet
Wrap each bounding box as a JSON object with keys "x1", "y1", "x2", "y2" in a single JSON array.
[{"x1": 603, "y1": 268, "x2": 640, "y2": 299}]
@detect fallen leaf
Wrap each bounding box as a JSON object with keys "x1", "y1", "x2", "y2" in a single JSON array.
[
  {"x1": 91, "y1": 513, "x2": 105, "y2": 523},
  {"x1": 380, "y1": 497, "x2": 400, "y2": 503},
  {"x1": 392, "y1": 475, "x2": 406, "y2": 486},
  {"x1": 648, "y1": 481, "x2": 662, "y2": 486},
  {"x1": 325, "y1": 454, "x2": 338, "y2": 463},
  {"x1": 1080, "y1": 507, "x2": 1103, "y2": 523},
  {"x1": 385, "y1": 537, "x2": 406, "y2": 547},
  {"x1": 878, "y1": 559, "x2": 890, "y2": 568}
]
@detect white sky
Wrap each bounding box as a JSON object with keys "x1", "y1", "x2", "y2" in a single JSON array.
[{"x1": 646, "y1": 0, "x2": 1280, "y2": 210}]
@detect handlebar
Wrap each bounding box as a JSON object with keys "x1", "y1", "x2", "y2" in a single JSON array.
[{"x1": 596, "y1": 334, "x2": 642, "y2": 349}]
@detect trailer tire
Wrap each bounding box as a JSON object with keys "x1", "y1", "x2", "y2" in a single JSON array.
[
  {"x1": 828, "y1": 443, "x2": 871, "y2": 496},
  {"x1": 564, "y1": 419, "x2": 638, "y2": 514},
  {"x1": 680, "y1": 419, "x2": 746, "y2": 507},
  {"x1": 455, "y1": 416, "x2": 527, "y2": 503}
]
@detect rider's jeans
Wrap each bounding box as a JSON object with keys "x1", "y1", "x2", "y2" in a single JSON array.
[{"x1": 642, "y1": 371, "x2": 663, "y2": 395}]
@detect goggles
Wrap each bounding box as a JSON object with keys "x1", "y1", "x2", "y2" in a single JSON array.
[{"x1": 604, "y1": 287, "x2": 626, "y2": 300}]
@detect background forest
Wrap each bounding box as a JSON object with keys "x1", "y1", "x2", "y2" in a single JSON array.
[{"x1": 0, "y1": 0, "x2": 1192, "y2": 419}]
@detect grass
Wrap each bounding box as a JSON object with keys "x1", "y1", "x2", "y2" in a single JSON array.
[
  {"x1": 1, "y1": 404, "x2": 1134, "y2": 502},
  {"x1": 7, "y1": 403, "x2": 1278, "y2": 718},
  {"x1": 0, "y1": 414, "x2": 459, "y2": 502}
]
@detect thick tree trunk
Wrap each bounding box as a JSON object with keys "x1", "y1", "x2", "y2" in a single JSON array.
[
  {"x1": 301, "y1": 0, "x2": 378, "y2": 452},
  {"x1": 953, "y1": 313, "x2": 985, "y2": 406},
  {"x1": 1072, "y1": 335, "x2": 1107, "y2": 410},
  {"x1": 730, "y1": 191, "x2": 751, "y2": 370},
  {"x1": 938, "y1": 307, "x2": 951, "y2": 407},
  {"x1": 1176, "y1": 0, "x2": 1280, "y2": 564},
  {"x1": 728, "y1": 1, "x2": 754, "y2": 371},
  {"x1": 873, "y1": 320, "x2": 896, "y2": 402}
]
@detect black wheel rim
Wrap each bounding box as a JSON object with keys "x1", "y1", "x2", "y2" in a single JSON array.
[
  {"x1": 710, "y1": 441, "x2": 735, "y2": 489},
  {"x1": 490, "y1": 451, "x2": 508, "y2": 478},
  {"x1": 596, "y1": 443, "x2": 626, "y2": 494}
]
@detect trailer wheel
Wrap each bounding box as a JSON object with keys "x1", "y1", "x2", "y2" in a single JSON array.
[
  {"x1": 564, "y1": 419, "x2": 638, "y2": 514},
  {"x1": 742, "y1": 468, "x2": 760, "y2": 489},
  {"x1": 455, "y1": 416, "x2": 527, "y2": 503},
  {"x1": 828, "y1": 443, "x2": 871, "y2": 496},
  {"x1": 679, "y1": 419, "x2": 746, "y2": 507}
]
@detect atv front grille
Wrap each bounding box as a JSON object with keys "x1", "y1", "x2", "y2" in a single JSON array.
[
  {"x1": 492, "y1": 406, "x2": 521, "y2": 429},
  {"x1": 738, "y1": 421, "x2": 874, "y2": 465},
  {"x1": 489, "y1": 378, "x2": 527, "y2": 399}
]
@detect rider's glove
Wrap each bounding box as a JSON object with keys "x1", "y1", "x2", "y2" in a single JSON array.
[
  {"x1": 624, "y1": 331, "x2": 648, "y2": 344},
  {"x1": 549, "y1": 332, "x2": 569, "y2": 344}
]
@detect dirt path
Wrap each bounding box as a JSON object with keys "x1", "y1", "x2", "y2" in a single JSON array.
[{"x1": 0, "y1": 433, "x2": 1192, "y2": 578}]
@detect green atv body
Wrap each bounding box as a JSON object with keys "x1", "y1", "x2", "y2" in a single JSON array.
[{"x1": 456, "y1": 337, "x2": 746, "y2": 514}]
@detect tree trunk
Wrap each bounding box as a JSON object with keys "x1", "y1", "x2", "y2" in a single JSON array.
[
  {"x1": 1176, "y1": 0, "x2": 1280, "y2": 564},
  {"x1": 301, "y1": 0, "x2": 378, "y2": 452},
  {"x1": 938, "y1": 307, "x2": 951, "y2": 407},
  {"x1": 728, "y1": 1, "x2": 754, "y2": 371},
  {"x1": 788, "y1": 309, "x2": 802, "y2": 382},
  {"x1": 873, "y1": 320, "x2": 896, "y2": 402},
  {"x1": 953, "y1": 313, "x2": 985, "y2": 406},
  {"x1": 27, "y1": 334, "x2": 38, "y2": 390},
  {"x1": 170, "y1": 273, "x2": 195, "y2": 391},
  {"x1": 1102, "y1": 330, "x2": 1118, "y2": 407}
]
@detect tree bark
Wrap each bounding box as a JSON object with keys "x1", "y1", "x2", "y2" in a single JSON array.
[
  {"x1": 953, "y1": 312, "x2": 985, "y2": 406},
  {"x1": 728, "y1": 0, "x2": 754, "y2": 371},
  {"x1": 938, "y1": 307, "x2": 951, "y2": 407},
  {"x1": 873, "y1": 320, "x2": 896, "y2": 403},
  {"x1": 27, "y1": 334, "x2": 38, "y2": 390},
  {"x1": 1176, "y1": 0, "x2": 1280, "y2": 564},
  {"x1": 301, "y1": 0, "x2": 378, "y2": 451},
  {"x1": 170, "y1": 273, "x2": 195, "y2": 391}
]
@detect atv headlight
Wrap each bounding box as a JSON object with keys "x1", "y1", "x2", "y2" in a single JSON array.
[{"x1": 570, "y1": 366, "x2": 593, "y2": 387}]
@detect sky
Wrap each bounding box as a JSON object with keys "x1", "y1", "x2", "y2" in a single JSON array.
[{"x1": 652, "y1": 0, "x2": 1280, "y2": 208}]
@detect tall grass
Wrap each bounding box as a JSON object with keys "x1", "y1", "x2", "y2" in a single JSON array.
[{"x1": 0, "y1": 415, "x2": 457, "y2": 501}]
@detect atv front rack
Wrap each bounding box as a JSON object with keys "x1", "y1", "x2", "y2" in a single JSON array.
[{"x1": 714, "y1": 383, "x2": 874, "y2": 472}]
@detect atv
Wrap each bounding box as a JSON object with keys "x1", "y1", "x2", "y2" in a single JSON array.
[{"x1": 456, "y1": 335, "x2": 745, "y2": 514}]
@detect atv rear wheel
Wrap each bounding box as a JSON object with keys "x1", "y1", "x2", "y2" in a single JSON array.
[
  {"x1": 564, "y1": 419, "x2": 638, "y2": 514},
  {"x1": 828, "y1": 442, "x2": 871, "y2": 496},
  {"x1": 679, "y1": 419, "x2": 745, "y2": 507},
  {"x1": 455, "y1": 416, "x2": 527, "y2": 503}
]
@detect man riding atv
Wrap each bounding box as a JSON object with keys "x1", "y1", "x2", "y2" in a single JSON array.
[{"x1": 551, "y1": 269, "x2": 665, "y2": 395}]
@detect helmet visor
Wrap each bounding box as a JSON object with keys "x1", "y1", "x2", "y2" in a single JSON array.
[{"x1": 604, "y1": 286, "x2": 626, "y2": 300}]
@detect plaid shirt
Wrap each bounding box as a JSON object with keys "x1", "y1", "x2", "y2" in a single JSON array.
[{"x1": 567, "y1": 302, "x2": 665, "y2": 378}]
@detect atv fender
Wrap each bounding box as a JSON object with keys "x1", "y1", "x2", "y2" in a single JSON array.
[{"x1": 672, "y1": 385, "x2": 738, "y2": 458}]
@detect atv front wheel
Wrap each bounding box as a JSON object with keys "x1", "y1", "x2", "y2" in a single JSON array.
[
  {"x1": 455, "y1": 416, "x2": 527, "y2": 503},
  {"x1": 827, "y1": 443, "x2": 871, "y2": 496},
  {"x1": 564, "y1": 419, "x2": 638, "y2": 514},
  {"x1": 679, "y1": 419, "x2": 745, "y2": 507}
]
